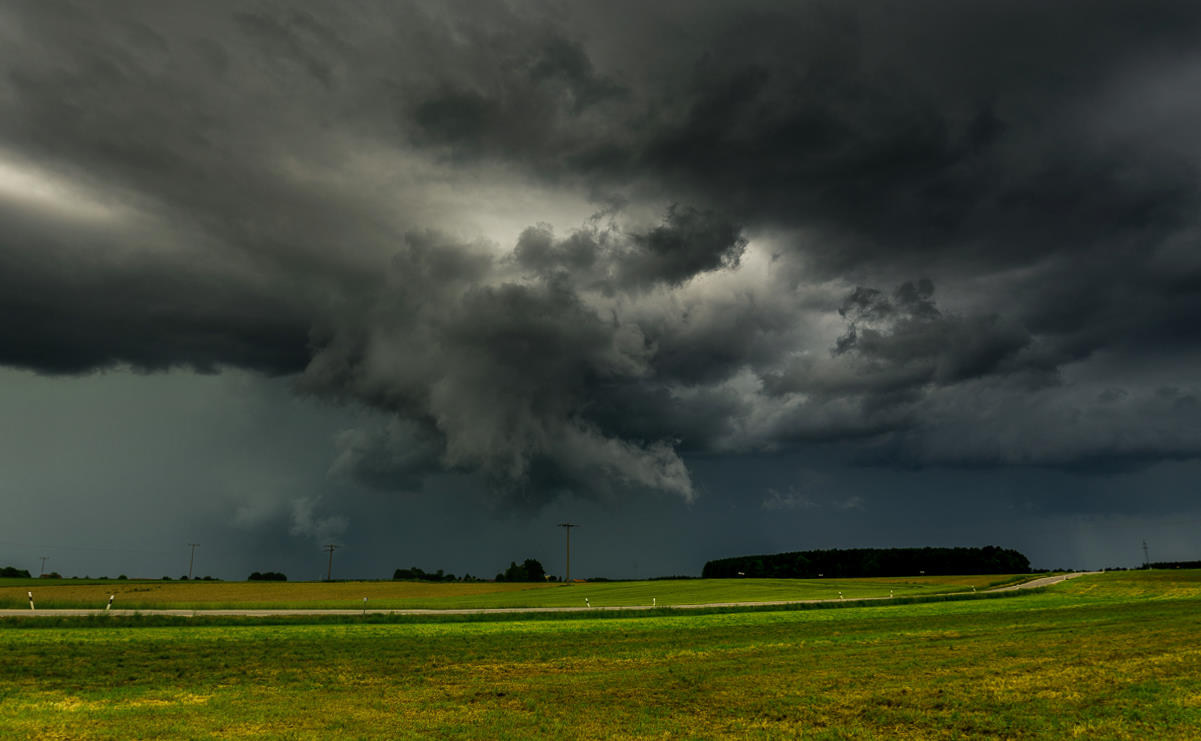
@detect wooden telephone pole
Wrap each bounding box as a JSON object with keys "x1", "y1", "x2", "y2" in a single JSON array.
[
  {"x1": 187, "y1": 543, "x2": 199, "y2": 579},
  {"x1": 558, "y1": 523, "x2": 578, "y2": 583},
  {"x1": 324, "y1": 544, "x2": 338, "y2": 581}
]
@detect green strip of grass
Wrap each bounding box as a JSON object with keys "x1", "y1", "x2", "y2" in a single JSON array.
[{"x1": 0, "y1": 587, "x2": 1043, "y2": 629}]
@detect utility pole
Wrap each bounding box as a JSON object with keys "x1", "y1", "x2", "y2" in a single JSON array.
[
  {"x1": 324, "y1": 544, "x2": 338, "y2": 582},
  {"x1": 187, "y1": 543, "x2": 200, "y2": 580},
  {"x1": 558, "y1": 523, "x2": 578, "y2": 583},
  {"x1": 39, "y1": 556, "x2": 49, "y2": 577},
  {"x1": 1142, "y1": 540, "x2": 1150, "y2": 569}
]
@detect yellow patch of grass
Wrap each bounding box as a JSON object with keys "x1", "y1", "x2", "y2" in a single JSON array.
[{"x1": 1, "y1": 573, "x2": 993, "y2": 610}]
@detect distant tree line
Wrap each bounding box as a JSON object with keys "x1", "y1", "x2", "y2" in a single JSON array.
[
  {"x1": 703, "y1": 546, "x2": 1030, "y2": 579},
  {"x1": 0, "y1": 566, "x2": 31, "y2": 578},
  {"x1": 248, "y1": 571, "x2": 287, "y2": 581},
  {"x1": 392, "y1": 567, "x2": 484, "y2": 582},
  {"x1": 1148, "y1": 561, "x2": 1201, "y2": 569}
]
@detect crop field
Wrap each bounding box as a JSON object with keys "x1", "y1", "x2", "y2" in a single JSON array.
[
  {"x1": 0, "y1": 574, "x2": 1016, "y2": 611},
  {"x1": 2, "y1": 570, "x2": 1200, "y2": 739}
]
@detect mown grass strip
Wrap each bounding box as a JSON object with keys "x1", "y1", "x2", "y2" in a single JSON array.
[{"x1": 0, "y1": 587, "x2": 1045, "y2": 629}]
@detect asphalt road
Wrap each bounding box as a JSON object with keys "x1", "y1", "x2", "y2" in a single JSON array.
[{"x1": 0, "y1": 573, "x2": 1099, "y2": 618}]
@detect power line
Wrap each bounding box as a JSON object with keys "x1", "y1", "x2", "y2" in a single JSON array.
[{"x1": 187, "y1": 544, "x2": 200, "y2": 579}]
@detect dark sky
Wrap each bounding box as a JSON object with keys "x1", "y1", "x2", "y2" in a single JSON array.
[{"x1": 2, "y1": 1, "x2": 1200, "y2": 580}]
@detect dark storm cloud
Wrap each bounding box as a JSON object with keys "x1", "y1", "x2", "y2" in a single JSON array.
[
  {"x1": 765, "y1": 279, "x2": 1036, "y2": 400},
  {"x1": 298, "y1": 222, "x2": 703, "y2": 501},
  {"x1": 0, "y1": 199, "x2": 313, "y2": 375},
  {"x1": 512, "y1": 206, "x2": 746, "y2": 291},
  {"x1": 2, "y1": 0, "x2": 1201, "y2": 510}
]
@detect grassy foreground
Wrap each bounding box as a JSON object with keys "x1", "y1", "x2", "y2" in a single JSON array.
[
  {"x1": 2, "y1": 570, "x2": 1199, "y2": 738},
  {"x1": 0, "y1": 574, "x2": 1016, "y2": 610}
]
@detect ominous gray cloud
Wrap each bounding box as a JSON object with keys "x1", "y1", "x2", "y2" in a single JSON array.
[{"x1": 2, "y1": 1, "x2": 1201, "y2": 574}]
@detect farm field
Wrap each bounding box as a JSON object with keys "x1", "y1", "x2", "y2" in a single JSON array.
[
  {"x1": 2, "y1": 570, "x2": 1200, "y2": 738},
  {"x1": 0, "y1": 573, "x2": 1017, "y2": 611}
]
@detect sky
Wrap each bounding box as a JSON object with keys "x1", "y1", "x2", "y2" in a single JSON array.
[{"x1": 2, "y1": 1, "x2": 1200, "y2": 580}]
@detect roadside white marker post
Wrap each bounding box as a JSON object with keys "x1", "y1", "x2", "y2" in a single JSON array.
[
  {"x1": 27, "y1": 591, "x2": 34, "y2": 610},
  {"x1": 363, "y1": 597, "x2": 367, "y2": 615},
  {"x1": 839, "y1": 591, "x2": 844, "y2": 600},
  {"x1": 652, "y1": 597, "x2": 656, "y2": 607},
  {"x1": 889, "y1": 590, "x2": 894, "y2": 599},
  {"x1": 585, "y1": 598, "x2": 590, "y2": 608},
  {"x1": 106, "y1": 595, "x2": 114, "y2": 611}
]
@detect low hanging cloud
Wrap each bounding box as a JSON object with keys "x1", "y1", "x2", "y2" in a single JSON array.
[{"x1": 302, "y1": 208, "x2": 748, "y2": 504}]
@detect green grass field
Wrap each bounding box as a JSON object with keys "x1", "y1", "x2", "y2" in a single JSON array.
[
  {"x1": 2, "y1": 570, "x2": 1199, "y2": 738},
  {"x1": 0, "y1": 574, "x2": 1019, "y2": 610}
]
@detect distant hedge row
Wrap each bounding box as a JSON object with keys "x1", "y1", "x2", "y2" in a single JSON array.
[{"x1": 702, "y1": 546, "x2": 1030, "y2": 579}]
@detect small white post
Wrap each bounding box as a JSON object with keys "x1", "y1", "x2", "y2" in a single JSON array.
[
  {"x1": 106, "y1": 595, "x2": 114, "y2": 611},
  {"x1": 889, "y1": 590, "x2": 894, "y2": 599},
  {"x1": 27, "y1": 591, "x2": 34, "y2": 610},
  {"x1": 362, "y1": 596, "x2": 368, "y2": 615},
  {"x1": 652, "y1": 597, "x2": 656, "y2": 607},
  {"x1": 584, "y1": 597, "x2": 590, "y2": 608},
  {"x1": 839, "y1": 591, "x2": 844, "y2": 600}
]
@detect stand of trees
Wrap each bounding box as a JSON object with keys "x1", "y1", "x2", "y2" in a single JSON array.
[
  {"x1": 1148, "y1": 560, "x2": 1201, "y2": 569},
  {"x1": 495, "y1": 559, "x2": 551, "y2": 582},
  {"x1": 392, "y1": 567, "x2": 484, "y2": 582},
  {"x1": 248, "y1": 571, "x2": 287, "y2": 581},
  {"x1": 703, "y1": 546, "x2": 1030, "y2": 579},
  {"x1": 0, "y1": 566, "x2": 31, "y2": 578}
]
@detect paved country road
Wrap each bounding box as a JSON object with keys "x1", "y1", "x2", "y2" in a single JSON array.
[
  {"x1": 0, "y1": 573, "x2": 1100, "y2": 618},
  {"x1": 986, "y1": 571, "x2": 1098, "y2": 591}
]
